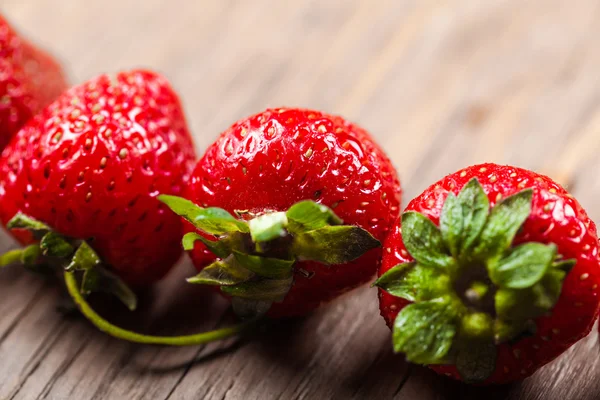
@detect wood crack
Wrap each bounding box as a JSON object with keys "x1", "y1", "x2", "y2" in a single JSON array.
[
  {"x1": 0, "y1": 284, "x2": 46, "y2": 345},
  {"x1": 162, "y1": 309, "x2": 235, "y2": 400},
  {"x1": 37, "y1": 334, "x2": 93, "y2": 399},
  {"x1": 8, "y1": 320, "x2": 69, "y2": 399}
]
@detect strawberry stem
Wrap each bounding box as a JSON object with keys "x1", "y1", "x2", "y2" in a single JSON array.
[
  {"x1": 64, "y1": 271, "x2": 254, "y2": 346},
  {"x1": 0, "y1": 248, "x2": 24, "y2": 267}
]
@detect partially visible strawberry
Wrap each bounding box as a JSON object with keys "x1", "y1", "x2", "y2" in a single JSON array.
[
  {"x1": 0, "y1": 70, "x2": 196, "y2": 305},
  {"x1": 376, "y1": 163, "x2": 600, "y2": 384},
  {"x1": 161, "y1": 108, "x2": 401, "y2": 318},
  {"x1": 0, "y1": 14, "x2": 67, "y2": 150}
]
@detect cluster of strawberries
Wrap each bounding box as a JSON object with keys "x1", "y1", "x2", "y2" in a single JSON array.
[{"x1": 1, "y1": 15, "x2": 598, "y2": 386}]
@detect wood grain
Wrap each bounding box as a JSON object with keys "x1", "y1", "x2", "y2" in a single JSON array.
[{"x1": 2, "y1": 0, "x2": 600, "y2": 399}]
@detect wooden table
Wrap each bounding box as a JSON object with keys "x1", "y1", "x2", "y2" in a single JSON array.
[{"x1": 2, "y1": 1, "x2": 600, "y2": 399}]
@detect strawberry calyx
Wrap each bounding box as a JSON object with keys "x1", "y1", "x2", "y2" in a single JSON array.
[
  {"x1": 0, "y1": 213, "x2": 137, "y2": 311},
  {"x1": 374, "y1": 178, "x2": 576, "y2": 383},
  {"x1": 158, "y1": 195, "x2": 381, "y2": 319},
  {"x1": 3, "y1": 212, "x2": 254, "y2": 347}
]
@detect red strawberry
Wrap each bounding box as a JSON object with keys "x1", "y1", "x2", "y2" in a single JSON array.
[
  {"x1": 161, "y1": 108, "x2": 401, "y2": 318},
  {"x1": 375, "y1": 163, "x2": 600, "y2": 384},
  {"x1": 0, "y1": 15, "x2": 67, "y2": 150},
  {"x1": 0, "y1": 70, "x2": 196, "y2": 301}
]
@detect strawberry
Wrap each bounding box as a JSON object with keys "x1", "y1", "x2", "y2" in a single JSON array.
[
  {"x1": 0, "y1": 14, "x2": 67, "y2": 150},
  {"x1": 375, "y1": 163, "x2": 600, "y2": 384},
  {"x1": 160, "y1": 108, "x2": 401, "y2": 318},
  {"x1": 0, "y1": 70, "x2": 196, "y2": 306}
]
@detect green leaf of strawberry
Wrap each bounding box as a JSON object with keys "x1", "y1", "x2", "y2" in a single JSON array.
[
  {"x1": 285, "y1": 201, "x2": 342, "y2": 233},
  {"x1": 221, "y1": 277, "x2": 294, "y2": 301},
  {"x1": 440, "y1": 178, "x2": 490, "y2": 259},
  {"x1": 489, "y1": 243, "x2": 556, "y2": 289},
  {"x1": 162, "y1": 196, "x2": 381, "y2": 318},
  {"x1": 393, "y1": 299, "x2": 458, "y2": 364},
  {"x1": 158, "y1": 195, "x2": 249, "y2": 235},
  {"x1": 7, "y1": 212, "x2": 51, "y2": 239},
  {"x1": 474, "y1": 189, "x2": 533, "y2": 259},
  {"x1": 40, "y1": 232, "x2": 75, "y2": 258},
  {"x1": 248, "y1": 212, "x2": 288, "y2": 243},
  {"x1": 495, "y1": 268, "x2": 565, "y2": 323},
  {"x1": 2, "y1": 213, "x2": 139, "y2": 311},
  {"x1": 66, "y1": 241, "x2": 101, "y2": 272},
  {"x1": 291, "y1": 226, "x2": 380, "y2": 264},
  {"x1": 232, "y1": 251, "x2": 294, "y2": 279},
  {"x1": 374, "y1": 262, "x2": 451, "y2": 302},
  {"x1": 402, "y1": 211, "x2": 455, "y2": 270},
  {"x1": 187, "y1": 256, "x2": 254, "y2": 286}
]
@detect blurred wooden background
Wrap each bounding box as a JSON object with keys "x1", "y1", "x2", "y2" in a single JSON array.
[{"x1": 2, "y1": 0, "x2": 600, "y2": 399}]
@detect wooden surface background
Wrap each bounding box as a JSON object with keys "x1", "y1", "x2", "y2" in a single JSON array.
[{"x1": 2, "y1": 0, "x2": 600, "y2": 399}]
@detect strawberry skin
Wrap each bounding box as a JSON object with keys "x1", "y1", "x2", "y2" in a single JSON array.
[
  {"x1": 378, "y1": 163, "x2": 600, "y2": 384},
  {"x1": 184, "y1": 108, "x2": 401, "y2": 317},
  {"x1": 0, "y1": 15, "x2": 67, "y2": 151},
  {"x1": 0, "y1": 70, "x2": 196, "y2": 286}
]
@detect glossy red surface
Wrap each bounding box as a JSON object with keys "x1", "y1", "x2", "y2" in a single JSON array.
[
  {"x1": 0, "y1": 70, "x2": 196, "y2": 286},
  {"x1": 185, "y1": 108, "x2": 402, "y2": 317},
  {"x1": 378, "y1": 163, "x2": 600, "y2": 384},
  {"x1": 0, "y1": 15, "x2": 67, "y2": 151}
]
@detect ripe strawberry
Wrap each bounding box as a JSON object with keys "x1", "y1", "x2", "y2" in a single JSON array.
[
  {"x1": 0, "y1": 14, "x2": 67, "y2": 150},
  {"x1": 0, "y1": 70, "x2": 196, "y2": 305},
  {"x1": 375, "y1": 163, "x2": 600, "y2": 384},
  {"x1": 161, "y1": 108, "x2": 401, "y2": 318}
]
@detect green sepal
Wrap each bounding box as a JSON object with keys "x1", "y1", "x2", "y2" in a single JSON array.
[
  {"x1": 221, "y1": 276, "x2": 294, "y2": 301},
  {"x1": 65, "y1": 241, "x2": 101, "y2": 272},
  {"x1": 495, "y1": 268, "x2": 565, "y2": 323},
  {"x1": 374, "y1": 262, "x2": 451, "y2": 302},
  {"x1": 40, "y1": 232, "x2": 75, "y2": 258},
  {"x1": 182, "y1": 232, "x2": 204, "y2": 251},
  {"x1": 489, "y1": 243, "x2": 556, "y2": 289},
  {"x1": 453, "y1": 313, "x2": 496, "y2": 383},
  {"x1": 64, "y1": 242, "x2": 136, "y2": 310},
  {"x1": 552, "y1": 258, "x2": 577, "y2": 273},
  {"x1": 455, "y1": 340, "x2": 497, "y2": 384},
  {"x1": 232, "y1": 251, "x2": 294, "y2": 279},
  {"x1": 392, "y1": 298, "x2": 458, "y2": 364},
  {"x1": 182, "y1": 232, "x2": 245, "y2": 260},
  {"x1": 285, "y1": 201, "x2": 342, "y2": 233},
  {"x1": 401, "y1": 211, "x2": 455, "y2": 270},
  {"x1": 291, "y1": 225, "x2": 380, "y2": 265},
  {"x1": 248, "y1": 212, "x2": 288, "y2": 243},
  {"x1": 187, "y1": 255, "x2": 254, "y2": 286},
  {"x1": 474, "y1": 189, "x2": 533, "y2": 260},
  {"x1": 158, "y1": 195, "x2": 249, "y2": 235},
  {"x1": 440, "y1": 178, "x2": 490, "y2": 259},
  {"x1": 80, "y1": 266, "x2": 137, "y2": 311},
  {"x1": 6, "y1": 213, "x2": 51, "y2": 239},
  {"x1": 0, "y1": 248, "x2": 23, "y2": 267},
  {"x1": 440, "y1": 193, "x2": 462, "y2": 258}
]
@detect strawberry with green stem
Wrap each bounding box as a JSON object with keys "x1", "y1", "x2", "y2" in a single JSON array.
[
  {"x1": 375, "y1": 164, "x2": 600, "y2": 384},
  {"x1": 63, "y1": 196, "x2": 380, "y2": 344},
  {"x1": 0, "y1": 69, "x2": 196, "y2": 309},
  {"x1": 31, "y1": 108, "x2": 400, "y2": 346},
  {"x1": 163, "y1": 108, "x2": 402, "y2": 318}
]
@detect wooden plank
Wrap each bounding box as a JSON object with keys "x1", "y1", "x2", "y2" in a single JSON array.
[{"x1": 2, "y1": 0, "x2": 600, "y2": 399}]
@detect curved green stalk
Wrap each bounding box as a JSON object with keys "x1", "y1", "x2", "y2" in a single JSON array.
[
  {"x1": 0, "y1": 248, "x2": 25, "y2": 267},
  {"x1": 64, "y1": 271, "x2": 252, "y2": 346}
]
